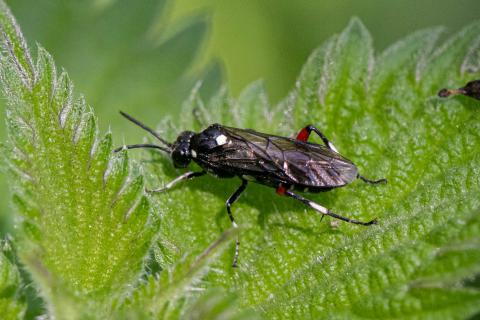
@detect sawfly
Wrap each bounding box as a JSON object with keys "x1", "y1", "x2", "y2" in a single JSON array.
[{"x1": 116, "y1": 112, "x2": 386, "y2": 267}]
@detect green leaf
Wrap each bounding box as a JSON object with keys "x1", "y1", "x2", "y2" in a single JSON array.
[
  {"x1": 139, "y1": 18, "x2": 480, "y2": 319},
  {"x1": 0, "y1": 245, "x2": 26, "y2": 320},
  {"x1": 2, "y1": 1, "x2": 480, "y2": 318},
  {"x1": 0, "y1": 0, "x2": 219, "y2": 237},
  {"x1": 0, "y1": 1, "x2": 159, "y2": 317},
  {"x1": 0, "y1": 4, "x2": 238, "y2": 319},
  {"x1": 6, "y1": 0, "x2": 214, "y2": 137},
  {"x1": 182, "y1": 289, "x2": 258, "y2": 320},
  {"x1": 117, "y1": 229, "x2": 239, "y2": 319}
]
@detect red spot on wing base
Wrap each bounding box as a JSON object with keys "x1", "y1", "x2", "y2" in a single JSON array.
[
  {"x1": 276, "y1": 184, "x2": 287, "y2": 196},
  {"x1": 296, "y1": 127, "x2": 310, "y2": 142}
]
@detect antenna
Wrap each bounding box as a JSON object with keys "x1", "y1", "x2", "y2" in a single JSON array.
[{"x1": 119, "y1": 111, "x2": 173, "y2": 148}]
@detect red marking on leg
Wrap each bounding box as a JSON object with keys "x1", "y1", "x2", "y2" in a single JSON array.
[
  {"x1": 276, "y1": 184, "x2": 287, "y2": 196},
  {"x1": 296, "y1": 127, "x2": 310, "y2": 142}
]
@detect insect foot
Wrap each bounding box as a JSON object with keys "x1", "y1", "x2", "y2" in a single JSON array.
[{"x1": 438, "y1": 79, "x2": 480, "y2": 101}]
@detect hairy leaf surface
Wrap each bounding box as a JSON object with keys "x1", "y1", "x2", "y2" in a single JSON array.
[
  {"x1": 140, "y1": 19, "x2": 480, "y2": 319},
  {"x1": 1, "y1": 1, "x2": 480, "y2": 318},
  {"x1": 0, "y1": 1, "x2": 158, "y2": 316}
]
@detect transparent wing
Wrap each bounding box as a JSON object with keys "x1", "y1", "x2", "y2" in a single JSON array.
[{"x1": 203, "y1": 127, "x2": 358, "y2": 187}]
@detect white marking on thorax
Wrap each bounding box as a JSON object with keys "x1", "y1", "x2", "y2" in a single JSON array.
[
  {"x1": 191, "y1": 149, "x2": 197, "y2": 158},
  {"x1": 215, "y1": 134, "x2": 228, "y2": 145}
]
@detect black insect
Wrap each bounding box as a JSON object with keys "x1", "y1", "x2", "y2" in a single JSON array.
[
  {"x1": 116, "y1": 112, "x2": 386, "y2": 267},
  {"x1": 438, "y1": 79, "x2": 480, "y2": 100}
]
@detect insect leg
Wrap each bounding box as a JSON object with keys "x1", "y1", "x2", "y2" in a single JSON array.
[
  {"x1": 226, "y1": 179, "x2": 248, "y2": 267},
  {"x1": 357, "y1": 174, "x2": 387, "y2": 185},
  {"x1": 147, "y1": 171, "x2": 206, "y2": 193},
  {"x1": 296, "y1": 125, "x2": 338, "y2": 153},
  {"x1": 281, "y1": 188, "x2": 377, "y2": 226}
]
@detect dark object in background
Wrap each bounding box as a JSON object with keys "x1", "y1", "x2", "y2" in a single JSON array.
[
  {"x1": 438, "y1": 80, "x2": 480, "y2": 100},
  {"x1": 116, "y1": 112, "x2": 386, "y2": 267}
]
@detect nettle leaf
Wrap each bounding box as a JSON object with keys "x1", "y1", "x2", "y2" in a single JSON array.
[
  {"x1": 0, "y1": 244, "x2": 26, "y2": 320},
  {"x1": 6, "y1": 0, "x2": 213, "y2": 136},
  {"x1": 136, "y1": 18, "x2": 480, "y2": 319},
  {"x1": 2, "y1": 0, "x2": 480, "y2": 317},
  {"x1": 117, "y1": 229, "x2": 244, "y2": 319},
  {"x1": 0, "y1": 0, "x2": 218, "y2": 237},
  {"x1": 0, "y1": 1, "x2": 159, "y2": 316}
]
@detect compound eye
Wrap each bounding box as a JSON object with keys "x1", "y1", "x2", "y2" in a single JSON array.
[{"x1": 172, "y1": 145, "x2": 191, "y2": 168}]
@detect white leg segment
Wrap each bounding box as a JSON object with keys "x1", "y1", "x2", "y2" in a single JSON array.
[
  {"x1": 307, "y1": 200, "x2": 329, "y2": 214},
  {"x1": 327, "y1": 142, "x2": 339, "y2": 153},
  {"x1": 148, "y1": 171, "x2": 205, "y2": 193}
]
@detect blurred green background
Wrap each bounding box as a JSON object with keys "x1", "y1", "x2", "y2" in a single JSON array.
[
  {"x1": 1, "y1": 0, "x2": 479, "y2": 234},
  {"x1": 170, "y1": 0, "x2": 480, "y2": 102}
]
